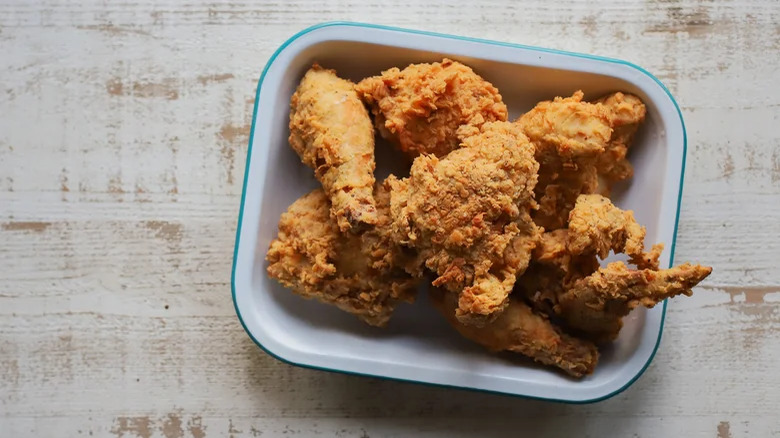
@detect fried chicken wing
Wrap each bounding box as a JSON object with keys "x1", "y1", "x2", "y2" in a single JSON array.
[
  {"x1": 390, "y1": 121, "x2": 541, "y2": 325},
  {"x1": 517, "y1": 91, "x2": 648, "y2": 229},
  {"x1": 289, "y1": 64, "x2": 377, "y2": 232},
  {"x1": 431, "y1": 288, "x2": 599, "y2": 378},
  {"x1": 519, "y1": 193, "x2": 671, "y2": 316},
  {"x1": 266, "y1": 183, "x2": 418, "y2": 327},
  {"x1": 356, "y1": 58, "x2": 508, "y2": 159},
  {"x1": 556, "y1": 262, "x2": 712, "y2": 341}
]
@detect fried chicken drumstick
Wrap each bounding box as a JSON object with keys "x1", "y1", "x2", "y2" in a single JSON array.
[{"x1": 289, "y1": 64, "x2": 377, "y2": 232}]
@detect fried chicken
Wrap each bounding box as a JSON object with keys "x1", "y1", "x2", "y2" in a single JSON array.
[
  {"x1": 266, "y1": 183, "x2": 418, "y2": 327},
  {"x1": 270, "y1": 58, "x2": 708, "y2": 376},
  {"x1": 289, "y1": 64, "x2": 377, "y2": 232},
  {"x1": 595, "y1": 92, "x2": 647, "y2": 187},
  {"x1": 517, "y1": 91, "x2": 648, "y2": 230},
  {"x1": 556, "y1": 262, "x2": 712, "y2": 342},
  {"x1": 356, "y1": 58, "x2": 508, "y2": 159},
  {"x1": 520, "y1": 194, "x2": 665, "y2": 317},
  {"x1": 430, "y1": 288, "x2": 599, "y2": 378},
  {"x1": 390, "y1": 121, "x2": 541, "y2": 325}
]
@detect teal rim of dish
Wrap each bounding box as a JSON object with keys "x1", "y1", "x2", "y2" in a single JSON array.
[{"x1": 231, "y1": 21, "x2": 687, "y2": 404}]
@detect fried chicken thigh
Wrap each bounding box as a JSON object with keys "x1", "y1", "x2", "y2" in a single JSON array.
[
  {"x1": 390, "y1": 121, "x2": 541, "y2": 325},
  {"x1": 289, "y1": 64, "x2": 377, "y2": 232},
  {"x1": 356, "y1": 58, "x2": 508, "y2": 159},
  {"x1": 430, "y1": 288, "x2": 599, "y2": 378},
  {"x1": 266, "y1": 183, "x2": 418, "y2": 327}
]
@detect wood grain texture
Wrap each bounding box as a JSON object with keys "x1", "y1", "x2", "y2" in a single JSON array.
[{"x1": 1, "y1": 0, "x2": 779, "y2": 436}]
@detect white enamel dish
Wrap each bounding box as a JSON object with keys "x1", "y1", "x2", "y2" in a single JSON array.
[{"x1": 232, "y1": 22, "x2": 687, "y2": 403}]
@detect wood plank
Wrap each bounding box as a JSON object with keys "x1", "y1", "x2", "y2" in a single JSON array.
[{"x1": 1, "y1": 0, "x2": 778, "y2": 436}]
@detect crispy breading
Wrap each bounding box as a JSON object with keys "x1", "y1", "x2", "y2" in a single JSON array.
[
  {"x1": 356, "y1": 58, "x2": 508, "y2": 159},
  {"x1": 431, "y1": 289, "x2": 599, "y2": 378},
  {"x1": 518, "y1": 90, "x2": 612, "y2": 160},
  {"x1": 289, "y1": 64, "x2": 377, "y2": 232},
  {"x1": 390, "y1": 121, "x2": 541, "y2": 325},
  {"x1": 266, "y1": 184, "x2": 418, "y2": 327},
  {"x1": 272, "y1": 62, "x2": 710, "y2": 375}
]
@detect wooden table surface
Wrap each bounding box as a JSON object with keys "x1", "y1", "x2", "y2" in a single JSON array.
[{"x1": 1, "y1": 1, "x2": 778, "y2": 437}]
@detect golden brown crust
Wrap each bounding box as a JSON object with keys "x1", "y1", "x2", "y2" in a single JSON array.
[
  {"x1": 289, "y1": 64, "x2": 377, "y2": 232},
  {"x1": 266, "y1": 186, "x2": 418, "y2": 327},
  {"x1": 567, "y1": 194, "x2": 665, "y2": 270},
  {"x1": 356, "y1": 58, "x2": 508, "y2": 159},
  {"x1": 518, "y1": 90, "x2": 612, "y2": 160},
  {"x1": 390, "y1": 121, "x2": 541, "y2": 325},
  {"x1": 431, "y1": 289, "x2": 599, "y2": 378}
]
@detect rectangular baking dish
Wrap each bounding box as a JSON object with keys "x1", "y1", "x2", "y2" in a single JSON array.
[{"x1": 232, "y1": 22, "x2": 686, "y2": 403}]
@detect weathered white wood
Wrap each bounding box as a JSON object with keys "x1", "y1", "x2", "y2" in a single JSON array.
[{"x1": 1, "y1": 0, "x2": 779, "y2": 437}]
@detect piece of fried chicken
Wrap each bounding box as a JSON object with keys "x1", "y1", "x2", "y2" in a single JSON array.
[
  {"x1": 390, "y1": 121, "x2": 541, "y2": 326},
  {"x1": 430, "y1": 288, "x2": 599, "y2": 378},
  {"x1": 356, "y1": 58, "x2": 508, "y2": 159},
  {"x1": 516, "y1": 90, "x2": 612, "y2": 230},
  {"x1": 518, "y1": 194, "x2": 711, "y2": 341},
  {"x1": 557, "y1": 262, "x2": 712, "y2": 342},
  {"x1": 516, "y1": 91, "x2": 647, "y2": 230},
  {"x1": 266, "y1": 182, "x2": 419, "y2": 327},
  {"x1": 289, "y1": 64, "x2": 377, "y2": 232}
]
